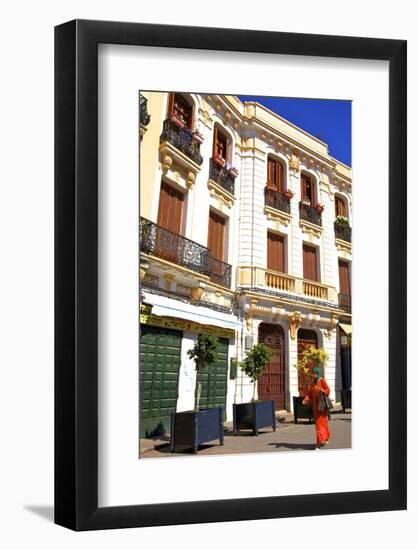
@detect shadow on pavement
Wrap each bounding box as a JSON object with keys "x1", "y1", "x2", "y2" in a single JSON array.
[{"x1": 268, "y1": 442, "x2": 316, "y2": 451}]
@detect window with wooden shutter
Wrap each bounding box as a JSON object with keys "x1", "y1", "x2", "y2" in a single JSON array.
[
  {"x1": 303, "y1": 244, "x2": 319, "y2": 282},
  {"x1": 213, "y1": 127, "x2": 228, "y2": 162},
  {"x1": 157, "y1": 181, "x2": 184, "y2": 235},
  {"x1": 207, "y1": 210, "x2": 226, "y2": 261},
  {"x1": 168, "y1": 93, "x2": 193, "y2": 130},
  {"x1": 301, "y1": 173, "x2": 316, "y2": 206},
  {"x1": 335, "y1": 196, "x2": 346, "y2": 217},
  {"x1": 267, "y1": 158, "x2": 284, "y2": 191},
  {"x1": 338, "y1": 260, "x2": 351, "y2": 295},
  {"x1": 267, "y1": 232, "x2": 286, "y2": 273}
]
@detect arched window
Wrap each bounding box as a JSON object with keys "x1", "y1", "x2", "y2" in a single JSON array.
[
  {"x1": 267, "y1": 156, "x2": 285, "y2": 192},
  {"x1": 167, "y1": 93, "x2": 194, "y2": 130},
  {"x1": 335, "y1": 195, "x2": 348, "y2": 218},
  {"x1": 301, "y1": 172, "x2": 317, "y2": 206},
  {"x1": 213, "y1": 126, "x2": 229, "y2": 163}
]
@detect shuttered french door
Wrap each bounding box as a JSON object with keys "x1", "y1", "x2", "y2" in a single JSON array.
[
  {"x1": 335, "y1": 196, "x2": 346, "y2": 217},
  {"x1": 258, "y1": 323, "x2": 286, "y2": 410},
  {"x1": 301, "y1": 173, "x2": 316, "y2": 206},
  {"x1": 267, "y1": 232, "x2": 285, "y2": 273},
  {"x1": 303, "y1": 244, "x2": 319, "y2": 282},
  {"x1": 208, "y1": 210, "x2": 226, "y2": 261},
  {"x1": 156, "y1": 181, "x2": 184, "y2": 263},
  {"x1": 267, "y1": 158, "x2": 284, "y2": 192},
  {"x1": 338, "y1": 260, "x2": 351, "y2": 295}
]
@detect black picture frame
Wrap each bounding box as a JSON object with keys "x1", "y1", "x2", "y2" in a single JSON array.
[{"x1": 55, "y1": 19, "x2": 407, "y2": 531}]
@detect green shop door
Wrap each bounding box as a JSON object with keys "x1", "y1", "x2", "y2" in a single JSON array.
[
  {"x1": 198, "y1": 337, "x2": 229, "y2": 419},
  {"x1": 139, "y1": 325, "x2": 182, "y2": 438}
]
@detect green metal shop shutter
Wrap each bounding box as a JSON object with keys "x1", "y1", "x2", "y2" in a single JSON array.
[{"x1": 139, "y1": 325, "x2": 182, "y2": 438}]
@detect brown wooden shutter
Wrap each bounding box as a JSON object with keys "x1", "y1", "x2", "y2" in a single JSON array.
[
  {"x1": 213, "y1": 127, "x2": 218, "y2": 158},
  {"x1": 157, "y1": 181, "x2": 184, "y2": 235},
  {"x1": 338, "y1": 260, "x2": 351, "y2": 295},
  {"x1": 303, "y1": 244, "x2": 318, "y2": 281},
  {"x1": 208, "y1": 211, "x2": 226, "y2": 261},
  {"x1": 277, "y1": 161, "x2": 283, "y2": 192},
  {"x1": 267, "y1": 232, "x2": 285, "y2": 273},
  {"x1": 335, "y1": 197, "x2": 346, "y2": 217},
  {"x1": 301, "y1": 174, "x2": 308, "y2": 200},
  {"x1": 167, "y1": 93, "x2": 175, "y2": 118}
]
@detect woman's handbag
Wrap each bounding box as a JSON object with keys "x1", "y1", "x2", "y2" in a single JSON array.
[{"x1": 318, "y1": 391, "x2": 333, "y2": 412}]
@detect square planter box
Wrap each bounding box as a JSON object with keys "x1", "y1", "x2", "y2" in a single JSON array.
[
  {"x1": 293, "y1": 396, "x2": 314, "y2": 424},
  {"x1": 170, "y1": 407, "x2": 224, "y2": 453},
  {"x1": 341, "y1": 389, "x2": 352, "y2": 412},
  {"x1": 232, "y1": 400, "x2": 276, "y2": 436}
]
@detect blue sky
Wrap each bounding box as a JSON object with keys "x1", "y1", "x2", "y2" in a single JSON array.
[{"x1": 238, "y1": 95, "x2": 352, "y2": 167}]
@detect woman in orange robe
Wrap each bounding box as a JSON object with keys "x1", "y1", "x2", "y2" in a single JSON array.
[{"x1": 303, "y1": 366, "x2": 331, "y2": 449}]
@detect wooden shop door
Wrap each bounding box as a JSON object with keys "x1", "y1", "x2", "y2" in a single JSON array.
[{"x1": 257, "y1": 323, "x2": 286, "y2": 410}]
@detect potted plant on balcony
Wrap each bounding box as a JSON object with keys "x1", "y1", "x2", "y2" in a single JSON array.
[
  {"x1": 213, "y1": 153, "x2": 226, "y2": 168},
  {"x1": 283, "y1": 189, "x2": 294, "y2": 200},
  {"x1": 232, "y1": 343, "x2": 277, "y2": 436},
  {"x1": 170, "y1": 113, "x2": 185, "y2": 128},
  {"x1": 227, "y1": 165, "x2": 239, "y2": 178},
  {"x1": 315, "y1": 203, "x2": 325, "y2": 213},
  {"x1": 170, "y1": 334, "x2": 224, "y2": 453},
  {"x1": 293, "y1": 346, "x2": 328, "y2": 423},
  {"x1": 192, "y1": 128, "x2": 204, "y2": 143},
  {"x1": 335, "y1": 215, "x2": 350, "y2": 226}
]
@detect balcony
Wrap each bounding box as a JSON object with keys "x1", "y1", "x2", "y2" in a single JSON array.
[
  {"x1": 208, "y1": 256, "x2": 232, "y2": 289},
  {"x1": 338, "y1": 292, "x2": 351, "y2": 313},
  {"x1": 237, "y1": 266, "x2": 337, "y2": 305},
  {"x1": 139, "y1": 94, "x2": 151, "y2": 127},
  {"x1": 334, "y1": 221, "x2": 352, "y2": 243},
  {"x1": 264, "y1": 187, "x2": 291, "y2": 214},
  {"x1": 140, "y1": 217, "x2": 232, "y2": 288},
  {"x1": 299, "y1": 201, "x2": 322, "y2": 226},
  {"x1": 160, "y1": 119, "x2": 203, "y2": 166},
  {"x1": 209, "y1": 158, "x2": 235, "y2": 195}
]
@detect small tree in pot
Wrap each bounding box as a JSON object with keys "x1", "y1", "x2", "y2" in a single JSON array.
[
  {"x1": 233, "y1": 343, "x2": 276, "y2": 435},
  {"x1": 187, "y1": 333, "x2": 218, "y2": 411},
  {"x1": 170, "y1": 334, "x2": 224, "y2": 453}
]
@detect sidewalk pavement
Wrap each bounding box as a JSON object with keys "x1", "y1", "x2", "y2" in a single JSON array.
[{"x1": 139, "y1": 406, "x2": 351, "y2": 458}]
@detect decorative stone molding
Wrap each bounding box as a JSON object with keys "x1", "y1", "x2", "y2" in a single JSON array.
[
  {"x1": 336, "y1": 238, "x2": 352, "y2": 255},
  {"x1": 244, "y1": 299, "x2": 258, "y2": 330},
  {"x1": 185, "y1": 171, "x2": 196, "y2": 189},
  {"x1": 191, "y1": 282, "x2": 206, "y2": 303},
  {"x1": 299, "y1": 218, "x2": 323, "y2": 239},
  {"x1": 198, "y1": 108, "x2": 213, "y2": 128},
  {"x1": 264, "y1": 205, "x2": 291, "y2": 228},
  {"x1": 223, "y1": 111, "x2": 232, "y2": 125},
  {"x1": 288, "y1": 311, "x2": 304, "y2": 339},
  {"x1": 289, "y1": 153, "x2": 300, "y2": 173},
  {"x1": 143, "y1": 273, "x2": 159, "y2": 288},
  {"x1": 176, "y1": 284, "x2": 192, "y2": 297},
  {"x1": 307, "y1": 311, "x2": 321, "y2": 326},
  {"x1": 271, "y1": 306, "x2": 286, "y2": 322},
  {"x1": 208, "y1": 179, "x2": 235, "y2": 209},
  {"x1": 160, "y1": 152, "x2": 173, "y2": 175},
  {"x1": 325, "y1": 314, "x2": 339, "y2": 339},
  {"x1": 163, "y1": 273, "x2": 175, "y2": 290},
  {"x1": 140, "y1": 261, "x2": 150, "y2": 282}
]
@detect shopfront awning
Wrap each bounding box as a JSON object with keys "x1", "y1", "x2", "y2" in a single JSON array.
[
  {"x1": 339, "y1": 323, "x2": 352, "y2": 336},
  {"x1": 142, "y1": 291, "x2": 241, "y2": 331}
]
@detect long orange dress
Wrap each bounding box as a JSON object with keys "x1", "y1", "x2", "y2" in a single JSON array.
[{"x1": 304, "y1": 378, "x2": 331, "y2": 446}]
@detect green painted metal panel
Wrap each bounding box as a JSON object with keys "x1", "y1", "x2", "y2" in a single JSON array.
[
  {"x1": 139, "y1": 324, "x2": 182, "y2": 438},
  {"x1": 198, "y1": 338, "x2": 229, "y2": 419}
]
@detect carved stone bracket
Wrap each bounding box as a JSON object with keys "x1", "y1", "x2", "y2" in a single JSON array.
[
  {"x1": 289, "y1": 153, "x2": 300, "y2": 173},
  {"x1": 288, "y1": 311, "x2": 304, "y2": 339},
  {"x1": 325, "y1": 314, "x2": 339, "y2": 339}
]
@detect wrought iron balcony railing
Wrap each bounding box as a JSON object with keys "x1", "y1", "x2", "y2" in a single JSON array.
[
  {"x1": 140, "y1": 218, "x2": 232, "y2": 288},
  {"x1": 338, "y1": 292, "x2": 351, "y2": 312},
  {"x1": 208, "y1": 256, "x2": 232, "y2": 288},
  {"x1": 299, "y1": 201, "x2": 322, "y2": 226},
  {"x1": 334, "y1": 222, "x2": 352, "y2": 243},
  {"x1": 265, "y1": 187, "x2": 291, "y2": 214},
  {"x1": 139, "y1": 94, "x2": 151, "y2": 127},
  {"x1": 209, "y1": 158, "x2": 235, "y2": 195},
  {"x1": 160, "y1": 119, "x2": 203, "y2": 165}
]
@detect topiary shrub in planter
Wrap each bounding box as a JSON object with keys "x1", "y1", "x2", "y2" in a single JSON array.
[
  {"x1": 170, "y1": 334, "x2": 224, "y2": 453},
  {"x1": 232, "y1": 343, "x2": 277, "y2": 435}
]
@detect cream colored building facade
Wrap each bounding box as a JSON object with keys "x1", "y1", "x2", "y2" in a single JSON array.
[{"x1": 139, "y1": 91, "x2": 352, "y2": 436}]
